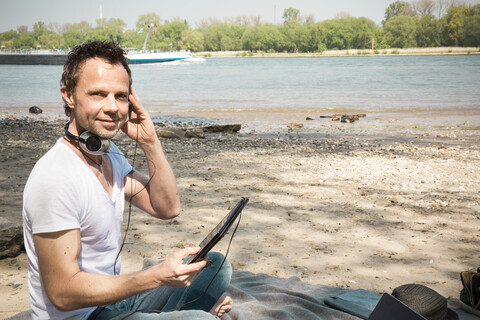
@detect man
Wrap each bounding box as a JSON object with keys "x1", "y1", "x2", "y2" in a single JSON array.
[{"x1": 22, "y1": 41, "x2": 233, "y2": 319}]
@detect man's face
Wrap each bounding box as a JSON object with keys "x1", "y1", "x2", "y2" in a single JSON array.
[{"x1": 67, "y1": 58, "x2": 130, "y2": 139}]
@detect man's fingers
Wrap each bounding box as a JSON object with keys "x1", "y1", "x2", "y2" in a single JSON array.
[
  {"x1": 128, "y1": 89, "x2": 144, "y2": 113},
  {"x1": 183, "y1": 246, "x2": 202, "y2": 256}
]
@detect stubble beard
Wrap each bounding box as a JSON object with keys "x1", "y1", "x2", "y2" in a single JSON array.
[
  {"x1": 90, "y1": 125, "x2": 122, "y2": 140},
  {"x1": 86, "y1": 116, "x2": 125, "y2": 140}
]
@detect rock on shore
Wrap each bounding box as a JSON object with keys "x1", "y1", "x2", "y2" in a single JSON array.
[{"x1": 0, "y1": 217, "x2": 23, "y2": 259}]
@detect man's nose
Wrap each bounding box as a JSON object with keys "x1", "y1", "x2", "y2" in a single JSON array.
[{"x1": 103, "y1": 94, "x2": 120, "y2": 112}]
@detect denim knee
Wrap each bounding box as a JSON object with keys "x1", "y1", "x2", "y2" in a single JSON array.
[{"x1": 206, "y1": 252, "x2": 232, "y2": 276}]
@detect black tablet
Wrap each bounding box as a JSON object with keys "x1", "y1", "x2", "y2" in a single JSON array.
[
  {"x1": 186, "y1": 197, "x2": 249, "y2": 264},
  {"x1": 368, "y1": 293, "x2": 426, "y2": 320}
]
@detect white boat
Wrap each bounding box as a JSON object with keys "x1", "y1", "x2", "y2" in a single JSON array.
[
  {"x1": 125, "y1": 49, "x2": 192, "y2": 64},
  {"x1": 125, "y1": 23, "x2": 192, "y2": 64}
]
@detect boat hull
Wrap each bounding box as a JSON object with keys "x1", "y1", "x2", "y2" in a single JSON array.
[
  {"x1": 126, "y1": 57, "x2": 190, "y2": 64},
  {"x1": 0, "y1": 50, "x2": 192, "y2": 65},
  {"x1": 125, "y1": 51, "x2": 192, "y2": 64},
  {"x1": 0, "y1": 53, "x2": 68, "y2": 65}
]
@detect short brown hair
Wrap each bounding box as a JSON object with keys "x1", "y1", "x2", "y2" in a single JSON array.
[{"x1": 61, "y1": 41, "x2": 132, "y2": 116}]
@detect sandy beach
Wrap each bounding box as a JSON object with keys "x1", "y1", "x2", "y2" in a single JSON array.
[
  {"x1": 193, "y1": 47, "x2": 480, "y2": 58},
  {"x1": 0, "y1": 111, "x2": 479, "y2": 319}
]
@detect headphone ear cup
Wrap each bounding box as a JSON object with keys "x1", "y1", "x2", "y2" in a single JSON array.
[
  {"x1": 85, "y1": 135, "x2": 102, "y2": 152},
  {"x1": 79, "y1": 132, "x2": 111, "y2": 155}
]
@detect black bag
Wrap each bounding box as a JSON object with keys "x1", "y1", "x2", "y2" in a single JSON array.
[{"x1": 460, "y1": 268, "x2": 480, "y2": 311}]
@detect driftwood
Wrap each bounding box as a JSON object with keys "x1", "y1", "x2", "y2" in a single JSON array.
[
  {"x1": 156, "y1": 124, "x2": 241, "y2": 139},
  {"x1": 201, "y1": 124, "x2": 241, "y2": 133},
  {"x1": 320, "y1": 114, "x2": 367, "y2": 123}
]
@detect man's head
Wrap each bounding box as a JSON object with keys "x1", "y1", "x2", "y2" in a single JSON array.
[{"x1": 61, "y1": 41, "x2": 132, "y2": 117}]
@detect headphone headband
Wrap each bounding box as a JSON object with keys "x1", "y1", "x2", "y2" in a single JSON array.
[{"x1": 64, "y1": 122, "x2": 86, "y2": 143}]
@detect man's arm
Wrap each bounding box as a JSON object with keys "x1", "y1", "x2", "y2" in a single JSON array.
[
  {"x1": 122, "y1": 89, "x2": 180, "y2": 219},
  {"x1": 35, "y1": 229, "x2": 206, "y2": 311}
]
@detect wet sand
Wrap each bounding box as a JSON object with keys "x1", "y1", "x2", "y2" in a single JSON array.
[{"x1": 0, "y1": 111, "x2": 479, "y2": 318}]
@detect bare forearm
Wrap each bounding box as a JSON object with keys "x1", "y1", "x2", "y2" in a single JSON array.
[
  {"x1": 139, "y1": 138, "x2": 180, "y2": 218},
  {"x1": 123, "y1": 90, "x2": 180, "y2": 218},
  {"x1": 49, "y1": 248, "x2": 205, "y2": 311},
  {"x1": 49, "y1": 268, "x2": 158, "y2": 311}
]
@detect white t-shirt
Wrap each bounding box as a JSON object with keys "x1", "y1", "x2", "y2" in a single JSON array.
[{"x1": 23, "y1": 138, "x2": 133, "y2": 320}]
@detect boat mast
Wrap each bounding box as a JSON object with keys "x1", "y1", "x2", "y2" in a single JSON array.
[{"x1": 141, "y1": 24, "x2": 154, "y2": 52}]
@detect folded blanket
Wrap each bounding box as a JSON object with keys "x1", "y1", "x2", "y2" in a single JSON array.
[{"x1": 223, "y1": 271, "x2": 359, "y2": 320}]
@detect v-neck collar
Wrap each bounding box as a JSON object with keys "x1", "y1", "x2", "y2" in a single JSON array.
[{"x1": 60, "y1": 139, "x2": 117, "y2": 203}]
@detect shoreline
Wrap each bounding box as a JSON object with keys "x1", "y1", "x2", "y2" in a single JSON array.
[
  {"x1": 2, "y1": 106, "x2": 480, "y2": 135},
  {"x1": 1, "y1": 117, "x2": 479, "y2": 318},
  {"x1": 193, "y1": 47, "x2": 480, "y2": 58}
]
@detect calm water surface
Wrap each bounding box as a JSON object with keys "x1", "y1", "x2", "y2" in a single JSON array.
[{"x1": 0, "y1": 55, "x2": 479, "y2": 118}]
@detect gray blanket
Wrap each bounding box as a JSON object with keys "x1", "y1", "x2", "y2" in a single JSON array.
[
  {"x1": 223, "y1": 271, "x2": 358, "y2": 320},
  {"x1": 5, "y1": 271, "x2": 477, "y2": 320}
]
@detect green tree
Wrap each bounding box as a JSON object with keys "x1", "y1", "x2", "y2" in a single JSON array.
[
  {"x1": 38, "y1": 33, "x2": 65, "y2": 49},
  {"x1": 73, "y1": 21, "x2": 92, "y2": 38},
  {"x1": 321, "y1": 18, "x2": 356, "y2": 50},
  {"x1": 0, "y1": 30, "x2": 18, "y2": 42},
  {"x1": 462, "y1": 4, "x2": 480, "y2": 46},
  {"x1": 0, "y1": 30, "x2": 18, "y2": 49},
  {"x1": 441, "y1": 5, "x2": 469, "y2": 46},
  {"x1": 241, "y1": 24, "x2": 285, "y2": 52},
  {"x1": 281, "y1": 22, "x2": 312, "y2": 52},
  {"x1": 415, "y1": 14, "x2": 442, "y2": 47},
  {"x1": 308, "y1": 23, "x2": 328, "y2": 52},
  {"x1": 62, "y1": 21, "x2": 91, "y2": 48},
  {"x1": 85, "y1": 28, "x2": 110, "y2": 42},
  {"x1": 121, "y1": 29, "x2": 143, "y2": 49},
  {"x1": 197, "y1": 23, "x2": 246, "y2": 51},
  {"x1": 384, "y1": 15, "x2": 418, "y2": 47},
  {"x1": 282, "y1": 8, "x2": 301, "y2": 25},
  {"x1": 136, "y1": 13, "x2": 161, "y2": 31},
  {"x1": 158, "y1": 21, "x2": 189, "y2": 50},
  {"x1": 374, "y1": 28, "x2": 389, "y2": 49},
  {"x1": 33, "y1": 21, "x2": 47, "y2": 41},
  {"x1": 351, "y1": 17, "x2": 378, "y2": 49},
  {"x1": 1, "y1": 40, "x2": 14, "y2": 49},
  {"x1": 198, "y1": 24, "x2": 223, "y2": 51},
  {"x1": 383, "y1": 1, "x2": 414, "y2": 26},
  {"x1": 180, "y1": 29, "x2": 204, "y2": 51},
  {"x1": 63, "y1": 29, "x2": 85, "y2": 48},
  {"x1": 85, "y1": 18, "x2": 126, "y2": 44},
  {"x1": 14, "y1": 32, "x2": 35, "y2": 49},
  {"x1": 221, "y1": 24, "x2": 246, "y2": 51}
]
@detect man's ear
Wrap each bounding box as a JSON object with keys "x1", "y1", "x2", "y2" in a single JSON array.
[{"x1": 60, "y1": 86, "x2": 75, "y2": 109}]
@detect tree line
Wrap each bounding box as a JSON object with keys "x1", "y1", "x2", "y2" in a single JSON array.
[{"x1": 1, "y1": 1, "x2": 479, "y2": 53}]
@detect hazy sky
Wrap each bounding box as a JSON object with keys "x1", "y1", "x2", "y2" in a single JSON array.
[{"x1": 1, "y1": 0, "x2": 479, "y2": 33}]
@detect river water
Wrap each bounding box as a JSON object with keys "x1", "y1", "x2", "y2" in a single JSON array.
[{"x1": 1, "y1": 55, "x2": 479, "y2": 131}]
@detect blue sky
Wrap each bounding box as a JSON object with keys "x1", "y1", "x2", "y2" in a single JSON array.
[{"x1": 1, "y1": 0, "x2": 479, "y2": 33}]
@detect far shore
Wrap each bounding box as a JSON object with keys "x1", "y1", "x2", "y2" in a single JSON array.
[{"x1": 193, "y1": 47, "x2": 480, "y2": 58}]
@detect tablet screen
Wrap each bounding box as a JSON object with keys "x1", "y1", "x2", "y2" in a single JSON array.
[{"x1": 186, "y1": 197, "x2": 248, "y2": 264}]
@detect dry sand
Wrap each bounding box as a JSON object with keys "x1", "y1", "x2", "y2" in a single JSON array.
[
  {"x1": 193, "y1": 47, "x2": 480, "y2": 58},
  {"x1": 0, "y1": 113, "x2": 479, "y2": 319}
]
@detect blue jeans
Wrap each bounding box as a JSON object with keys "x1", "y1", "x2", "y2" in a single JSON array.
[{"x1": 88, "y1": 252, "x2": 232, "y2": 320}]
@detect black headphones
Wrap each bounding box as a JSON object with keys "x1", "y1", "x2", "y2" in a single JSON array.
[{"x1": 64, "y1": 122, "x2": 111, "y2": 156}]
